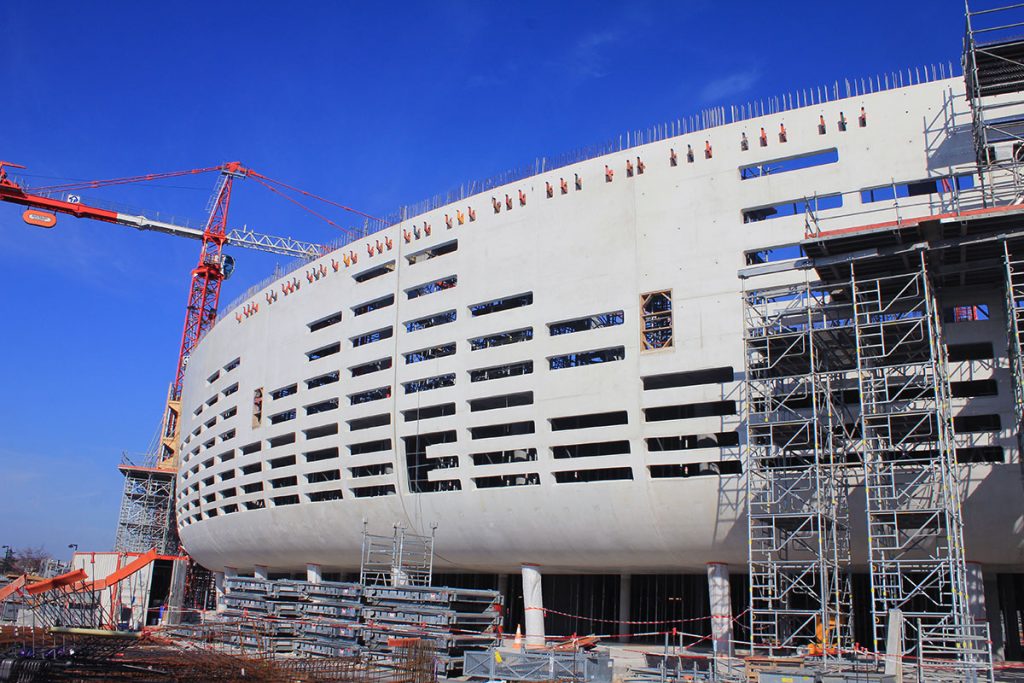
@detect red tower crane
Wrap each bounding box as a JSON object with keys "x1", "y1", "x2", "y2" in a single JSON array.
[{"x1": 0, "y1": 160, "x2": 379, "y2": 470}]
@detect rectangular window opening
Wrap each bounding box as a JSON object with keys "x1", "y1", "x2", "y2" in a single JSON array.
[
  {"x1": 406, "y1": 240, "x2": 457, "y2": 265},
  {"x1": 469, "y1": 421, "x2": 535, "y2": 440},
  {"x1": 644, "y1": 400, "x2": 736, "y2": 422},
  {"x1": 407, "y1": 275, "x2": 457, "y2": 300},
  {"x1": 470, "y1": 360, "x2": 533, "y2": 383},
  {"x1": 351, "y1": 327, "x2": 394, "y2": 348},
  {"x1": 468, "y1": 391, "x2": 534, "y2": 412},
  {"x1": 308, "y1": 489, "x2": 344, "y2": 502},
  {"x1": 552, "y1": 440, "x2": 631, "y2": 459},
  {"x1": 642, "y1": 366, "x2": 734, "y2": 391},
  {"x1": 641, "y1": 290, "x2": 673, "y2": 350},
  {"x1": 647, "y1": 431, "x2": 741, "y2": 451},
  {"x1": 350, "y1": 463, "x2": 393, "y2": 477},
  {"x1": 352, "y1": 294, "x2": 394, "y2": 317},
  {"x1": 551, "y1": 411, "x2": 629, "y2": 431},
  {"x1": 308, "y1": 311, "x2": 342, "y2": 332},
  {"x1": 470, "y1": 292, "x2": 533, "y2": 317},
  {"x1": 305, "y1": 447, "x2": 339, "y2": 463},
  {"x1": 860, "y1": 173, "x2": 975, "y2": 204},
  {"x1": 306, "y1": 371, "x2": 340, "y2": 390},
  {"x1": 554, "y1": 467, "x2": 634, "y2": 483},
  {"x1": 650, "y1": 460, "x2": 743, "y2": 478},
  {"x1": 349, "y1": 438, "x2": 392, "y2": 456},
  {"x1": 270, "y1": 384, "x2": 298, "y2": 400},
  {"x1": 549, "y1": 311, "x2": 623, "y2": 336},
  {"x1": 350, "y1": 357, "x2": 393, "y2": 377},
  {"x1": 743, "y1": 194, "x2": 843, "y2": 223},
  {"x1": 470, "y1": 328, "x2": 534, "y2": 350},
  {"x1": 471, "y1": 448, "x2": 537, "y2": 466},
  {"x1": 405, "y1": 310, "x2": 457, "y2": 333},
  {"x1": 474, "y1": 473, "x2": 541, "y2": 489},
  {"x1": 353, "y1": 261, "x2": 395, "y2": 283},
  {"x1": 349, "y1": 386, "x2": 392, "y2": 405},
  {"x1": 351, "y1": 484, "x2": 397, "y2": 498},
  {"x1": 404, "y1": 373, "x2": 456, "y2": 394},
  {"x1": 348, "y1": 413, "x2": 391, "y2": 431},
  {"x1": 404, "y1": 343, "x2": 456, "y2": 364},
  {"x1": 304, "y1": 423, "x2": 338, "y2": 440},
  {"x1": 739, "y1": 148, "x2": 838, "y2": 180},
  {"x1": 305, "y1": 399, "x2": 339, "y2": 416},
  {"x1": 550, "y1": 346, "x2": 625, "y2": 370},
  {"x1": 403, "y1": 403, "x2": 456, "y2": 421},
  {"x1": 307, "y1": 343, "x2": 341, "y2": 361}
]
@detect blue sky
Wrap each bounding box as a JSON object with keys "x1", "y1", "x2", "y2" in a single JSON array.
[{"x1": 0, "y1": 1, "x2": 971, "y2": 556}]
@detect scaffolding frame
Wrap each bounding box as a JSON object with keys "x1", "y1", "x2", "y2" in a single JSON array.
[
  {"x1": 851, "y1": 257, "x2": 991, "y2": 680},
  {"x1": 743, "y1": 279, "x2": 855, "y2": 658},
  {"x1": 359, "y1": 524, "x2": 435, "y2": 588},
  {"x1": 114, "y1": 453, "x2": 177, "y2": 555},
  {"x1": 1003, "y1": 241, "x2": 1024, "y2": 461},
  {"x1": 964, "y1": 2, "x2": 1024, "y2": 205}
]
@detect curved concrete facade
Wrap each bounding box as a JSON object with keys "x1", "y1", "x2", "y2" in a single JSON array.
[{"x1": 177, "y1": 77, "x2": 1024, "y2": 574}]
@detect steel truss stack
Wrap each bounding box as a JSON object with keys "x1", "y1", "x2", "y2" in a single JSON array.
[
  {"x1": 113, "y1": 455, "x2": 177, "y2": 555},
  {"x1": 743, "y1": 280, "x2": 855, "y2": 658}
]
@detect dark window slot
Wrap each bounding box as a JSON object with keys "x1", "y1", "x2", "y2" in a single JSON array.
[
  {"x1": 739, "y1": 148, "x2": 838, "y2": 180},
  {"x1": 308, "y1": 312, "x2": 342, "y2": 332},
  {"x1": 950, "y1": 379, "x2": 998, "y2": 398},
  {"x1": 407, "y1": 275, "x2": 457, "y2": 300},
  {"x1": 471, "y1": 448, "x2": 537, "y2": 466},
  {"x1": 475, "y1": 473, "x2": 541, "y2": 488},
  {"x1": 469, "y1": 328, "x2": 533, "y2": 350},
  {"x1": 352, "y1": 327, "x2": 393, "y2": 348},
  {"x1": 352, "y1": 484, "x2": 396, "y2": 498},
  {"x1": 552, "y1": 440, "x2": 631, "y2": 459},
  {"x1": 307, "y1": 469, "x2": 341, "y2": 483},
  {"x1": 271, "y1": 384, "x2": 298, "y2": 400},
  {"x1": 549, "y1": 311, "x2": 623, "y2": 336},
  {"x1": 650, "y1": 460, "x2": 743, "y2": 478},
  {"x1": 469, "y1": 421, "x2": 535, "y2": 440},
  {"x1": 647, "y1": 431, "x2": 740, "y2": 451},
  {"x1": 405, "y1": 310, "x2": 457, "y2": 333},
  {"x1": 642, "y1": 366, "x2": 734, "y2": 391},
  {"x1": 469, "y1": 392, "x2": 534, "y2": 412},
  {"x1": 403, "y1": 403, "x2": 456, "y2": 421},
  {"x1": 306, "y1": 399, "x2": 339, "y2": 416},
  {"x1": 470, "y1": 361, "x2": 533, "y2": 382},
  {"x1": 273, "y1": 495, "x2": 300, "y2": 506},
  {"x1": 742, "y1": 194, "x2": 842, "y2": 222},
  {"x1": 306, "y1": 372, "x2": 339, "y2": 389},
  {"x1": 551, "y1": 411, "x2": 628, "y2": 431},
  {"x1": 349, "y1": 386, "x2": 391, "y2": 405},
  {"x1": 406, "y1": 240, "x2": 457, "y2": 265},
  {"x1": 550, "y1": 346, "x2": 625, "y2": 370},
  {"x1": 404, "y1": 373, "x2": 456, "y2": 394},
  {"x1": 470, "y1": 292, "x2": 533, "y2": 317},
  {"x1": 404, "y1": 343, "x2": 457, "y2": 364},
  {"x1": 271, "y1": 475, "x2": 297, "y2": 489},
  {"x1": 644, "y1": 400, "x2": 736, "y2": 422},
  {"x1": 947, "y1": 343, "x2": 994, "y2": 362},
  {"x1": 308, "y1": 490, "x2": 343, "y2": 502},
  {"x1": 270, "y1": 409, "x2": 296, "y2": 425},
  {"x1": 349, "y1": 439, "x2": 392, "y2": 455},
  {"x1": 307, "y1": 343, "x2": 341, "y2": 361},
  {"x1": 353, "y1": 261, "x2": 395, "y2": 283},
  {"x1": 305, "y1": 447, "x2": 338, "y2": 463},
  {"x1": 269, "y1": 455, "x2": 296, "y2": 468},
  {"x1": 953, "y1": 414, "x2": 1001, "y2": 432},
  {"x1": 304, "y1": 423, "x2": 338, "y2": 439},
  {"x1": 351, "y1": 357, "x2": 393, "y2": 377},
  {"x1": 268, "y1": 433, "x2": 296, "y2": 448},
  {"x1": 348, "y1": 413, "x2": 391, "y2": 431},
  {"x1": 554, "y1": 467, "x2": 633, "y2": 483},
  {"x1": 352, "y1": 294, "x2": 394, "y2": 316},
  {"x1": 956, "y1": 446, "x2": 1004, "y2": 463},
  {"x1": 350, "y1": 463, "x2": 393, "y2": 477}
]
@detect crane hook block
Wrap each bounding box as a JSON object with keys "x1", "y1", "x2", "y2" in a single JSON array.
[{"x1": 23, "y1": 210, "x2": 57, "y2": 228}]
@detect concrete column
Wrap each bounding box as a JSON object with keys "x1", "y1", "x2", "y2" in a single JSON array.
[
  {"x1": 984, "y1": 573, "x2": 1005, "y2": 661},
  {"x1": 306, "y1": 563, "x2": 322, "y2": 584},
  {"x1": 521, "y1": 564, "x2": 545, "y2": 647},
  {"x1": 968, "y1": 562, "x2": 1004, "y2": 661},
  {"x1": 254, "y1": 565, "x2": 269, "y2": 581},
  {"x1": 707, "y1": 563, "x2": 734, "y2": 657},
  {"x1": 166, "y1": 559, "x2": 187, "y2": 625},
  {"x1": 618, "y1": 574, "x2": 632, "y2": 641},
  {"x1": 966, "y1": 562, "x2": 987, "y2": 623},
  {"x1": 214, "y1": 571, "x2": 227, "y2": 614}
]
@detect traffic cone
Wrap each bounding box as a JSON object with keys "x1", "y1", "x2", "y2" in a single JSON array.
[{"x1": 513, "y1": 624, "x2": 522, "y2": 649}]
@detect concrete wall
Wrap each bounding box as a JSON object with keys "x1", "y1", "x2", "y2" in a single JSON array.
[{"x1": 175, "y1": 77, "x2": 1024, "y2": 574}]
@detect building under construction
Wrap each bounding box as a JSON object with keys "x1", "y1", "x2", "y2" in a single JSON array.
[{"x1": 2, "y1": 3, "x2": 1024, "y2": 682}]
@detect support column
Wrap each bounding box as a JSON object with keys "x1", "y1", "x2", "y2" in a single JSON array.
[
  {"x1": 306, "y1": 563, "x2": 322, "y2": 584},
  {"x1": 707, "y1": 563, "x2": 734, "y2": 657},
  {"x1": 985, "y1": 572, "x2": 1005, "y2": 661},
  {"x1": 618, "y1": 574, "x2": 631, "y2": 641},
  {"x1": 165, "y1": 559, "x2": 187, "y2": 625},
  {"x1": 521, "y1": 564, "x2": 545, "y2": 647},
  {"x1": 254, "y1": 565, "x2": 269, "y2": 581}
]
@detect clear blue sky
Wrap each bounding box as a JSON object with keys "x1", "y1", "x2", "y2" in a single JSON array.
[{"x1": 0, "y1": 1, "x2": 971, "y2": 557}]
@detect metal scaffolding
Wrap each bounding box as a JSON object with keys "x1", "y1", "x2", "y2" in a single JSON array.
[
  {"x1": 359, "y1": 525, "x2": 435, "y2": 588},
  {"x1": 743, "y1": 279, "x2": 854, "y2": 658},
  {"x1": 113, "y1": 453, "x2": 178, "y2": 555},
  {"x1": 851, "y1": 259, "x2": 991, "y2": 679},
  {"x1": 1004, "y1": 241, "x2": 1024, "y2": 458},
  {"x1": 964, "y1": 2, "x2": 1024, "y2": 204}
]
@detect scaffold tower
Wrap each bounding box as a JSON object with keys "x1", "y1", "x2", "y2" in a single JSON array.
[
  {"x1": 851, "y1": 258, "x2": 990, "y2": 679},
  {"x1": 1003, "y1": 241, "x2": 1024, "y2": 459},
  {"x1": 743, "y1": 279, "x2": 854, "y2": 658},
  {"x1": 359, "y1": 524, "x2": 435, "y2": 587},
  {"x1": 113, "y1": 453, "x2": 178, "y2": 555}
]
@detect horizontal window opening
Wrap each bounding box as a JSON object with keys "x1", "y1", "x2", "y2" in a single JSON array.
[
  {"x1": 471, "y1": 448, "x2": 538, "y2": 466},
  {"x1": 645, "y1": 400, "x2": 736, "y2": 422},
  {"x1": 406, "y1": 240, "x2": 457, "y2": 265},
  {"x1": 554, "y1": 467, "x2": 633, "y2": 483},
  {"x1": 270, "y1": 384, "x2": 297, "y2": 400},
  {"x1": 244, "y1": 500, "x2": 265, "y2": 510},
  {"x1": 219, "y1": 429, "x2": 235, "y2": 442},
  {"x1": 405, "y1": 310, "x2": 457, "y2": 333},
  {"x1": 221, "y1": 406, "x2": 237, "y2": 420},
  {"x1": 306, "y1": 371, "x2": 340, "y2": 390},
  {"x1": 352, "y1": 294, "x2": 394, "y2": 317},
  {"x1": 242, "y1": 482, "x2": 263, "y2": 493},
  {"x1": 549, "y1": 311, "x2": 623, "y2": 336},
  {"x1": 305, "y1": 447, "x2": 338, "y2": 463},
  {"x1": 271, "y1": 475, "x2": 297, "y2": 489},
  {"x1": 550, "y1": 346, "x2": 625, "y2": 370},
  {"x1": 268, "y1": 433, "x2": 296, "y2": 448},
  {"x1": 269, "y1": 455, "x2": 296, "y2": 468},
  {"x1": 944, "y1": 304, "x2": 990, "y2": 323},
  {"x1": 222, "y1": 383, "x2": 239, "y2": 397},
  {"x1": 349, "y1": 438, "x2": 392, "y2": 455},
  {"x1": 221, "y1": 504, "x2": 238, "y2": 514},
  {"x1": 241, "y1": 441, "x2": 261, "y2": 455},
  {"x1": 947, "y1": 342, "x2": 994, "y2": 362},
  {"x1": 642, "y1": 366, "x2": 734, "y2": 391},
  {"x1": 348, "y1": 413, "x2": 390, "y2": 431},
  {"x1": 306, "y1": 399, "x2": 339, "y2": 416},
  {"x1": 650, "y1": 460, "x2": 743, "y2": 478},
  {"x1": 218, "y1": 470, "x2": 235, "y2": 481},
  {"x1": 273, "y1": 494, "x2": 300, "y2": 506},
  {"x1": 353, "y1": 261, "x2": 395, "y2": 283},
  {"x1": 308, "y1": 311, "x2": 342, "y2": 332},
  {"x1": 742, "y1": 194, "x2": 842, "y2": 223},
  {"x1": 407, "y1": 275, "x2": 457, "y2": 300},
  {"x1": 739, "y1": 148, "x2": 838, "y2": 180},
  {"x1": 404, "y1": 342, "x2": 456, "y2": 364},
  {"x1": 269, "y1": 409, "x2": 296, "y2": 425},
  {"x1": 475, "y1": 473, "x2": 541, "y2": 489},
  {"x1": 403, "y1": 403, "x2": 456, "y2": 421},
  {"x1": 953, "y1": 413, "x2": 1001, "y2": 433},
  {"x1": 352, "y1": 326, "x2": 394, "y2": 348},
  {"x1": 551, "y1": 411, "x2": 629, "y2": 431},
  {"x1": 307, "y1": 343, "x2": 341, "y2": 361},
  {"x1": 350, "y1": 463, "x2": 393, "y2": 477},
  {"x1": 241, "y1": 464, "x2": 261, "y2": 476},
  {"x1": 350, "y1": 357, "x2": 392, "y2": 377},
  {"x1": 469, "y1": 391, "x2": 534, "y2": 412},
  {"x1": 349, "y1": 386, "x2": 391, "y2": 405},
  {"x1": 470, "y1": 292, "x2": 533, "y2": 317},
  {"x1": 470, "y1": 327, "x2": 533, "y2": 350},
  {"x1": 351, "y1": 484, "x2": 396, "y2": 498},
  {"x1": 950, "y1": 379, "x2": 998, "y2": 398},
  {"x1": 307, "y1": 469, "x2": 341, "y2": 483},
  {"x1": 553, "y1": 440, "x2": 631, "y2": 459},
  {"x1": 860, "y1": 173, "x2": 975, "y2": 203},
  {"x1": 224, "y1": 358, "x2": 241, "y2": 372},
  {"x1": 647, "y1": 431, "x2": 741, "y2": 451},
  {"x1": 304, "y1": 423, "x2": 338, "y2": 440},
  {"x1": 404, "y1": 373, "x2": 456, "y2": 394},
  {"x1": 745, "y1": 244, "x2": 806, "y2": 265},
  {"x1": 956, "y1": 446, "x2": 1004, "y2": 463},
  {"x1": 469, "y1": 421, "x2": 535, "y2": 440},
  {"x1": 470, "y1": 360, "x2": 533, "y2": 383},
  {"x1": 207, "y1": 369, "x2": 221, "y2": 384},
  {"x1": 308, "y1": 489, "x2": 343, "y2": 502}
]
